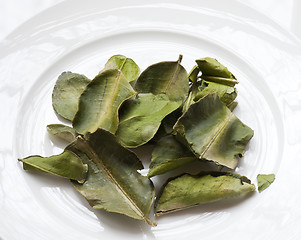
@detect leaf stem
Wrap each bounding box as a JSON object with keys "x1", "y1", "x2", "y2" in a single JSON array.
[{"x1": 178, "y1": 54, "x2": 183, "y2": 64}]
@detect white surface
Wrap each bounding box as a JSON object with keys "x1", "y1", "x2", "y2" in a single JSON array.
[
  {"x1": 0, "y1": 0, "x2": 62, "y2": 40},
  {"x1": 1, "y1": 0, "x2": 301, "y2": 40},
  {"x1": 1, "y1": 0, "x2": 301, "y2": 239}
]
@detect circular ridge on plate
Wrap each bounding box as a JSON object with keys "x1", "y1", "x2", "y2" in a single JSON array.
[
  {"x1": 2, "y1": 1, "x2": 301, "y2": 240},
  {"x1": 14, "y1": 29, "x2": 284, "y2": 237}
]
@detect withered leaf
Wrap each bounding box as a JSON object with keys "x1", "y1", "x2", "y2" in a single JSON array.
[
  {"x1": 73, "y1": 69, "x2": 136, "y2": 134},
  {"x1": 257, "y1": 174, "x2": 275, "y2": 193},
  {"x1": 155, "y1": 171, "x2": 255, "y2": 215},
  {"x1": 174, "y1": 93, "x2": 253, "y2": 169},
  {"x1": 52, "y1": 72, "x2": 90, "y2": 121},
  {"x1": 18, "y1": 150, "x2": 88, "y2": 183},
  {"x1": 67, "y1": 129, "x2": 156, "y2": 226}
]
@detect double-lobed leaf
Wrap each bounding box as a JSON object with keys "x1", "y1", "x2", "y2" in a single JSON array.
[
  {"x1": 174, "y1": 93, "x2": 254, "y2": 169},
  {"x1": 67, "y1": 129, "x2": 156, "y2": 226},
  {"x1": 73, "y1": 69, "x2": 136, "y2": 134},
  {"x1": 155, "y1": 171, "x2": 255, "y2": 215},
  {"x1": 116, "y1": 57, "x2": 189, "y2": 148},
  {"x1": 52, "y1": 72, "x2": 90, "y2": 121},
  {"x1": 18, "y1": 150, "x2": 88, "y2": 183}
]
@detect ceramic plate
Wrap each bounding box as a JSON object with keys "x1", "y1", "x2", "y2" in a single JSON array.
[{"x1": 1, "y1": 0, "x2": 301, "y2": 239}]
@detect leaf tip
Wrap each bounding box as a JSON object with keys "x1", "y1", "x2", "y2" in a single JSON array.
[{"x1": 146, "y1": 218, "x2": 157, "y2": 227}]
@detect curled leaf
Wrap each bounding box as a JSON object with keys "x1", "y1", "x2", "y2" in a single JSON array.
[
  {"x1": 161, "y1": 107, "x2": 183, "y2": 134},
  {"x1": 188, "y1": 65, "x2": 199, "y2": 83},
  {"x1": 227, "y1": 101, "x2": 238, "y2": 112},
  {"x1": 174, "y1": 93, "x2": 254, "y2": 169},
  {"x1": 155, "y1": 171, "x2": 255, "y2": 215},
  {"x1": 196, "y1": 57, "x2": 238, "y2": 86},
  {"x1": 185, "y1": 57, "x2": 238, "y2": 110},
  {"x1": 52, "y1": 72, "x2": 90, "y2": 121},
  {"x1": 67, "y1": 129, "x2": 156, "y2": 226},
  {"x1": 18, "y1": 150, "x2": 88, "y2": 183},
  {"x1": 193, "y1": 80, "x2": 237, "y2": 107},
  {"x1": 73, "y1": 69, "x2": 136, "y2": 134},
  {"x1": 47, "y1": 124, "x2": 78, "y2": 143}
]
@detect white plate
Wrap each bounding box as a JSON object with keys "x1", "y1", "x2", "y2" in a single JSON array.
[{"x1": 1, "y1": 0, "x2": 301, "y2": 239}]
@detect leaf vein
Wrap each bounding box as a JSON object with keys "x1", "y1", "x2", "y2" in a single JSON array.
[
  {"x1": 82, "y1": 138, "x2": 147, "y2": 221},
  {"x1": 200, "y1": 113, "x2": 232, "y2": 158}
]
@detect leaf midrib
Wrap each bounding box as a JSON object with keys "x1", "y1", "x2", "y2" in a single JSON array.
[
  {"x1": 80, "y1": 137, "x2": 149, "y2": 223},
  {"x1": 199, "y1": 111, "x2": 232, "y2": 158},
  {"x1": 119, "y1": 57, "x2": 127, "y2": 71},
  {"x1": 161, "y1": 62, "x2": 180, "y2": 95},
  {"x1": 95, "y1": 70, "x2": 122, "y2": 132}
]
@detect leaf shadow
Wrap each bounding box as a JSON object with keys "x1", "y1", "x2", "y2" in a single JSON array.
[
  {"x1": 71, "y1": 186, "x2": 156, "y2": 238},
  {"x1": 21, "y1": 168, "x2": 156, "y2": 237},
  {"x1": 35, "y1": 134, "x2": 255, "y2": 235}
]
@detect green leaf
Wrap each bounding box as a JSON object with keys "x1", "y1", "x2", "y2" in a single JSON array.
[
  {"x1": 47, "y1": 124, "x2": 78, "y2": 143},
  {"x1": 161, "y1": 107, "x2": 183, "y2": 134},
  {"x1": 116, "y1": 93, "x2": 180, "y2": 148},
  {"x1": 67, "y1": 129, "x2": 156, "y2": 226},
  {"x1": 155, "y1": 171, "x2": 255, "y2": 215},
  {"x1": 174, "y1": 93, "x2": 254, "y2": 169},
  {"x1": 18, "y1": 150, "x2": 88, "y2": 183},
  {"x1": 116, "y1": 56, "x2": 189, "y2": 148},
  {"x1": 257, "y1": 174, "x2": 275, "y2": 193},
  {"x1": 100, "y1": 55, "x2": 140, "y2": 82},
  {"x1": 148, "y1": 135, "x2": 197, "y2": 178},
  {"x1": 188, "y1": 65, "x2": 199, "y2": 83},
  {"x1": 182, "y1": 81, "x2": 200, "y2": 113},
  {"x1": 52, "y1": 72, "x2": 90, "y2": 121},
  {"x1": 72, "y1": 69, "x2": 136, "y2": 134},
  {"x1": 134, "y1": 55, "x2": 189, "y2": 102},
  {"x1": 228, "y1": 101, "x2": 238, "y2": 112},
  {"x1": 193, "y1": 80, "x2": 237, "y2": 107},
  {"x1": 184, "y1": 57, "x2": 238, "y2": 110},
  {"x1": 196, "y1": 57, "x2": 238, "y2": 87}
]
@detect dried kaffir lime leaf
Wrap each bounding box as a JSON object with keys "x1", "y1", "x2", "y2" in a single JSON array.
[
  {"x1": 155, "y1": 171, "x2": 255, "y2": 215},
  {"x1": 68, "y1": 129, "x2": 156, "y2": 226},
  {"x1": 100, "y1": 54, "x2": 140, "y2": 82},
  {"x1": 52, "y1": 72, "x2": 90, "y2": 121},
  {"x1": 73, "y1": 69, "x2": 136, "y2": 134},
  {"x1": 174, "y1": 93, "x2": 254, "y2": 169},
  {"x1": 18, "y1": 150, "x2": 88, "y2": 183},
  {"x1": 257, "y1": 174, "x2": 275, "y2": 193}
]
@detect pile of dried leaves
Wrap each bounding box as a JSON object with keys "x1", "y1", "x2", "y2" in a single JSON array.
[{"x1": 19, "y1": 55, "x2": 274, "y2": 226}]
